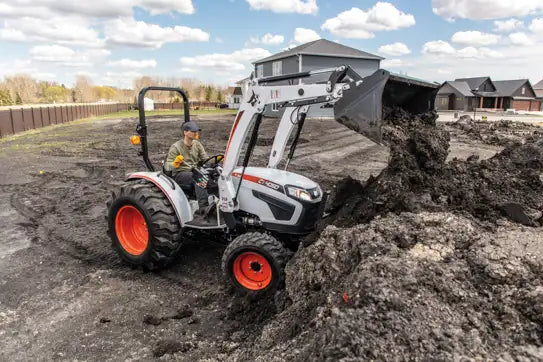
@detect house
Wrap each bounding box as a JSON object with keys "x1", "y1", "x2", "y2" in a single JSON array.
[
  {"x1": 226, "y1": 86, "x2": 243, "y2": 109},
  {"x1": 534, "y1": 79, "x2": 543, "y2": 111},
  {"x1": 252, "y1": 39, "x2": 383, "y2": 116},
  {"x1": 436, "y1": 76, "x2": 541, "y2": 112}
]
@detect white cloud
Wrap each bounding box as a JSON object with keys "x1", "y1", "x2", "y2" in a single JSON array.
[
  {"x1": 378, "y1": 42, "x2": 411, "y2": 56},
  {"x1": 0, "y1": 16, "x2": 103, "y2": 47},
  {"x1": 248, "y1": 33, "x2": 284, "y2": 45},
  {"x1": 382, "y1": 59, "x2": 403, "y2": 68},
  {"x1": 102, "y1": 71, "x2": 143, "y2": 88},
  {"x1": 451, "y1": 31, "x2": 500, "y2": 46},
  {"x1": 0, "y1": 0, "x2": 195, "y2": 18},
  {"x1": 321, "y1": 3, "x2": 415, "y2": 39},
  {"x1": 493, "y1": 19, "x2": 523, "y2": 32},
  {"x1": 530, "y1": 18, "x2": 543, "y2": 34},
  {"x1": 293, "y1": 28, "x2": 321, "y2": 43},
  {"x1": 30, "y1": 45, "x2": 75, "y2": 62},
  {"x1": 432, "y1": 0, "x2": 543, "y2": 20},
  {"x1": 509, "y1": 32, "x2": 533, "y2": 45},
  {"x1": 104, "y1": 18, "x2": 209, "y2": 48},
  {"x1": 180, "y1": 48, "x2": 271, "y2": 72},
  {"x1": 245, "y1": 0, "x2": 317, "y2": 15},
  {"x1": 29, "y1": 45, "x2": 110, "y2": 67},
  {"x1": 422, "y1": 40, "x2": 456, "y2": 55},
  {"x1": 107, "y1": 59, "x2": 157, "y2": 69},
  {"x1": 137, "y1": 0, "x2": 195, "y2": 15}
]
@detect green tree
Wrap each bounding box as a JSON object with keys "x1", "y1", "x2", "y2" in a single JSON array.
[
  {"x1": 204, "y1": 85, "x2": 213, "y2": 102},
  {"x1": 15, "y1": 92, "x2": 22, "y2": 105},
  {"x1": 0, "y1": 90, "x2": 14, "y2": 106},
  {"x1": 216, "y1": 90, "x2": 223, "y2": 103},
  {"x1": 43, "y1": 85, "x2": 67, "y2": 103}
]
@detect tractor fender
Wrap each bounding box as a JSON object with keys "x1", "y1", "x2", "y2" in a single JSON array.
[{"x1": 127, "y1": 171, "x2": 193, "y2": 226}]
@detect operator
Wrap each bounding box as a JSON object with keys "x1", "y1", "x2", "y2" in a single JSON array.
[{"x1": 164, "y1": 121, "x2": 209, "y2": 211}]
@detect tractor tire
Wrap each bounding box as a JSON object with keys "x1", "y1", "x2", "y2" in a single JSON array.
[
  {"x1": 107, "y1": 179, "x2": 183, "y2": 270},
  {"x1": 222, "y1": 232, "x2": 288, "y2": 297}
]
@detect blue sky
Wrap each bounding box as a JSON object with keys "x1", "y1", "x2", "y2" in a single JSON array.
[{"x1": 1, "y1": 0, "x2": 543, "y2": 88}]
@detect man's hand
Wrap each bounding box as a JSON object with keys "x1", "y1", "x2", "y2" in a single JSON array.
[
  {"x1": 172, "y1": 155, "x2": 184, "y2": 168},
  {"x1": 196, "y1": 175, "x2": 208, "y2": 189}
]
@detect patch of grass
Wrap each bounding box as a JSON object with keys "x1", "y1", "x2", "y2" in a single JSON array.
[{"x1": 97, "y1": 108, "x2": 237, "y2": 119}]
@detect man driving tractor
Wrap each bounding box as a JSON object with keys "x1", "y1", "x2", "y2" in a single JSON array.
[{"x1": 164, "y1": 121, "x2": 210, "y2": 212}]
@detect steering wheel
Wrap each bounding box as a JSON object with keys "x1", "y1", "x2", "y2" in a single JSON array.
[{"x1": 199, "y1": 154, "x2": 224, "y2": 168}]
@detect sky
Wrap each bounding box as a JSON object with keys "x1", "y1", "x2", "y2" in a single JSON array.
[{"x1": 1, "y1": 0, "x2": 543, "y2": 88}]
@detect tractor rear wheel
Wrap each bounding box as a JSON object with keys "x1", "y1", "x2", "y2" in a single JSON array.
[
  {"x1": 107, "y1": 179, "x2": 182, "y2": 270},
  {"x1": 222, "y1": 232, "x2": 288, "y2": 297}
]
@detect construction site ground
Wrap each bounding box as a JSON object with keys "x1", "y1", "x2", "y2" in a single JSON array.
[{"x1": 0, "y1": 112, "x2": 541, "y2": 360}]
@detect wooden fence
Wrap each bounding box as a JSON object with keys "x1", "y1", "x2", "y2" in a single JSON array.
[
  {"x1": 0, "y1": 103, "x2": 131, "y2": 137},
  {"x1": 0, "y1": 101, "x2": 225, "y2": 138}
]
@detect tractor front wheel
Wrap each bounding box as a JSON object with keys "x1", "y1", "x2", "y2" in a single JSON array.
[
  {"x1": 107, "y1": 179, "x2": 183, "y2": 270},
  {"x1": 222, "y1": 232, "x2": 288, "y2": 297}
]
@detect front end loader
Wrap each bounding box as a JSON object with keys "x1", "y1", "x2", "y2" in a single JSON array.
[{"x1": 106, "y1": 66, "x2": 438, "y2": 297}]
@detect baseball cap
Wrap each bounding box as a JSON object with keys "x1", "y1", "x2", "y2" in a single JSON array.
[{"x1": 182, "y1": 121, "x2": 201, "y2": 132}]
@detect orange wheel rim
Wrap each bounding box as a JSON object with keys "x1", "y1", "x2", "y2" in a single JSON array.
[
  {"x1": 233, "y1": 252, "x2": 272, "y2": 290},
  {"x1": 115, "y1": 205, "x2": 149, "y2": 255}
]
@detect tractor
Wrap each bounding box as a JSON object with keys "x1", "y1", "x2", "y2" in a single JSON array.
[{"x1": 107, "y1": 66, "x2": 438, "y2": 296}]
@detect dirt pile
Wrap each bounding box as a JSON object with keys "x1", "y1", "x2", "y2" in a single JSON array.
[
  {"x1": 327, "y1": 108, "x2": 543, "y2": 227},
  {"x1": 448, "y1": 117, "x2": 543, "y2": 146},
  {"x1": 243, "y1": 213, "x2": 543, "y2": 360}
]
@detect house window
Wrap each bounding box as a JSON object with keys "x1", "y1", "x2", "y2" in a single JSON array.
[
  {"x1": 272, "y1": 103, "x2": 279, "y2": 112},
  {"x1": 272, "y1": 61, "x2": 282, "y2": 76},
  {"x1": 256, "y1": 64, "x2": 263, "y2": 78},
  {"x1": 234, "y1": 96, "x2": 240, "y2": 104},
  {"x1": 522, "y1": 87, "x2": 526, "y2": 95}
]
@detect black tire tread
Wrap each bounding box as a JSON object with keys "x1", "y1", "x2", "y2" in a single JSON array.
[
  {"x1": 107, "y1": 179, "x2": 183, "y2": 270},
  {"x1": 221, "y1": 232, "x2": 288, "y2": 296}
]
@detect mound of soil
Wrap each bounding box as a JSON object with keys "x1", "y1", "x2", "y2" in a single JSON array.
[
  {"x1": 448, "y1": 118, "x2": 543, "y2": 146},
  {"x1": 327, "y1": 108, "x2": 543, "y2": 227},
  {"x1": 243, "y1": 213, "x2": 543, "y2": 360}
]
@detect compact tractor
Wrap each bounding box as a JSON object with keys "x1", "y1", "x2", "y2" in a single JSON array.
[{"x1": 107, "y1": 66, "x2": 438, "y2": 296}]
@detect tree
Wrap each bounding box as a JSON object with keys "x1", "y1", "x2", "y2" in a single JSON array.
[
  {"x1": 204, "y1": 85, "x2": 213, "y2": 102},
  {"x1": 216, "y1": 90, "x2": 224, "y2": 103},
  {"x1": 0, "y1": 90, "x2": 13, "y2": 106},
  {"x1": 15, "y1": 92, "x2": 22, "y2": 105},
  {"x1": 42, "y1": 85, "x2": 67, "y2": 103},
  {"x1": 4, "y1": 74, "x2": 40, "y2": 104},
  {"x1": 74, "y1": 75, "x2": 93, "y2": 103}
]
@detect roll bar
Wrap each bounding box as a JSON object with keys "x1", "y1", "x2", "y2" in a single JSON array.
[{"x1": 136, "y1": 86, "x2": 190, "y2": 171}]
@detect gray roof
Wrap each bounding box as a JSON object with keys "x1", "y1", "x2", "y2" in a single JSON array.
[
  {"x1": 442, "y1": 81, "x2": 474, "y2": 97},
  {"x1": 493, "y1": 79, "x2": 530, "y2": 97},
  {"x1": 233, "y1": 86, "x2": 242, "y2": 95},
  {"x1": 534, "y1": 79, "x2": 543, "y2": 89},
  {"x1": 253, "y1": 39, "x2": 383, "y2": 64},
  {"x1": 454, "y1": 76, "x2": 491, "y2": 90}
]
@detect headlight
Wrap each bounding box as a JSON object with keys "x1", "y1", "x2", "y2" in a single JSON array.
[{"x1": 286, "y1": 186, "x2": 312, "y2": 201}]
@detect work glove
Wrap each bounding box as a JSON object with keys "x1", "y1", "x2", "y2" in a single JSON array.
[{"x1": 172, "y1": 155, "x2": 184, "y2": 168}]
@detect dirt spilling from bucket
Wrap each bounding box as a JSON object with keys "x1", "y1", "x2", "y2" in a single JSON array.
[{"x1": 326, "y1": 108, "x2": 543, "y2": 228}]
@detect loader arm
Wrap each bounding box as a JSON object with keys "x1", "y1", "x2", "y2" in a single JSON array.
[{"x1": 218, "y1": 66, "x2": 439, "y2": 215}]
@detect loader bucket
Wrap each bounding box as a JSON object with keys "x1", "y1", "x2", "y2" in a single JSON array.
[{"x1": 334, "y1": 69, "x2": 439, "y2": 144}]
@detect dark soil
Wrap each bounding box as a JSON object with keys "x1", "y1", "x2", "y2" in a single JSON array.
[
  {"x1": 327, "y1": 108, "x2": 543, "y2": 228},
  {"x1": 242, "y1": 212, "x2": 543, "y2": 361},
  {"x1": 2, "y1": 111, "x2": 543, "y2": 361},
  {"x1": 448, "y1": 117, "x2": 543, "y2": 146}
]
